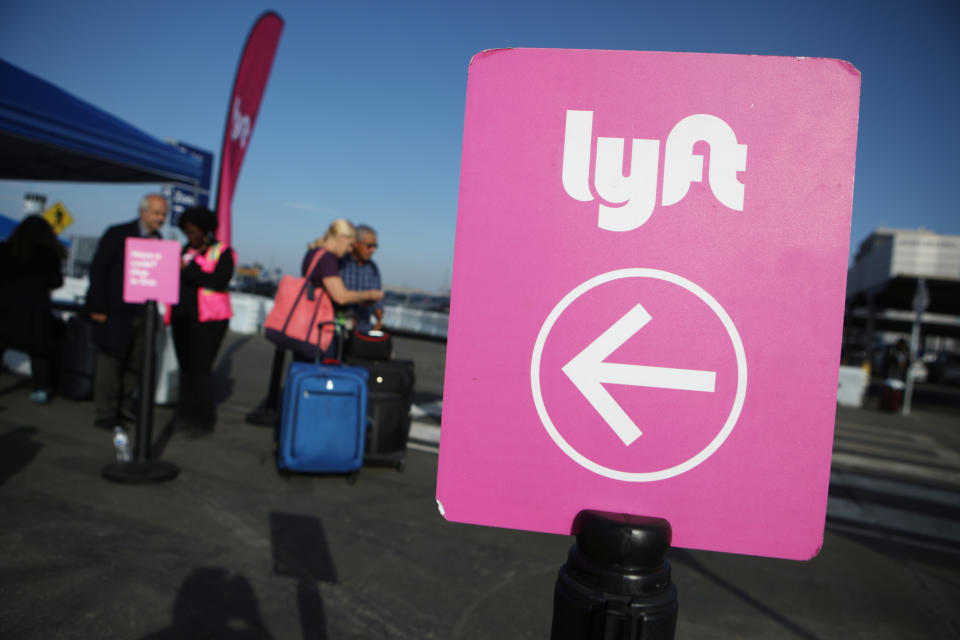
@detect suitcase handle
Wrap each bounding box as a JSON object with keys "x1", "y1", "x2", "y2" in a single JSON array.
[
  {"x1": 317, "y1": 320, "x2": 347, "y2": 363},
  {"x1": 353, "y1": 330, "x2": 390, "y2": 343}
]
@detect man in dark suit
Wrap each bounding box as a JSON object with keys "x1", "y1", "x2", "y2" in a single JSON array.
[{"x1": 86, "y1": 194, "x2": 168, "y2": 428}]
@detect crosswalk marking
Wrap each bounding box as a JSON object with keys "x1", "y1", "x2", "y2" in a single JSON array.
[{"x1": 828, "y1": 416, "x2": 960, "y2": 554}]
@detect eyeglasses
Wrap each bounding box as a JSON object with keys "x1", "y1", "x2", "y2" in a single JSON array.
[{"x1": 362, "y1": 242, "x2": 378, "y2": 248}]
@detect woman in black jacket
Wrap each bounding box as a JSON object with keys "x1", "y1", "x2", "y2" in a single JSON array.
[
  {"x1": 170, "y1": 208, "x2": 235, "y2": 436},
  {"x1": 0, "y1": 216, "x2": 66, "y2": 403}
]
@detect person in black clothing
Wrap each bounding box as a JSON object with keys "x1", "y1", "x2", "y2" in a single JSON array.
[
  {"x1": 86, "y1": 193, "x2": 168, "y2": 427},
  {"x1": 0, "y1": 215, "x2": 66, "y2": 403},
  {"x1": 170, "y1": 207, "x2": 235, "y2": 436}
]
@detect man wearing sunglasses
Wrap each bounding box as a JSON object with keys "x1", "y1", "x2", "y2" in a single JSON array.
[{"x1": 339, "y1": 224, "x2": 384, "y2": 333}]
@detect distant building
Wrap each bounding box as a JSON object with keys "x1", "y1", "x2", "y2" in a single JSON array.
[
  {"x1": 23, "y1": 192, "x2": 46, "y2": 216},
  {"x1": 847, "y1": 228, "x2": 960, "y2": 296},
  {"x1": 844, "y1": 228, "x2": 960, "y2": 362}
]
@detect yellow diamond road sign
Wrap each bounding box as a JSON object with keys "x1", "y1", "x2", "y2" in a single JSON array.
[{"x1": 42, "y1": 202, "x2": 73, "y2": 234}]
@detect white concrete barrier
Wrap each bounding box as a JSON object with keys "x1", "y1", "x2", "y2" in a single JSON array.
[
  {"x1": 383, "y1": 305, "x2": 448, "y2": 338},
  {"x1": 154, "y1": 324, "x2": 179, "y2": 405},
  {"x1": 229, "y1": 292, "x2": 274, "y2": 335},
  {"x1": 51, "y1": 276, "x2": 90, "y2": 304},
  {"x1": 837, "y1": 365, "x2": 868, "y2": 408}
]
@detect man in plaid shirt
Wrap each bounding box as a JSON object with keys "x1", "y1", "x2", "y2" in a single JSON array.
[{"x1": 339, "y1": 224, "x2": 384, "y2": 332}]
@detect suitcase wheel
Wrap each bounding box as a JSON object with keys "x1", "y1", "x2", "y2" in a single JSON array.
[{"x1": 347, "y1": 471, "x2": 359, "y2": 485}]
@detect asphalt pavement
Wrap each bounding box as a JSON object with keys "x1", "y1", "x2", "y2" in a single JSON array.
[{"x1": 1, "y1": 332, "x2": 958, "y2": 639}]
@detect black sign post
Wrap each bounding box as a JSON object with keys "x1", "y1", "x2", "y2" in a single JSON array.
[
  {"x1": 551, "y1": 510, "x2": 678, "y2": 639},
  {"x1": 102, "y1": 302, "x2": 180, "y2": 484}
]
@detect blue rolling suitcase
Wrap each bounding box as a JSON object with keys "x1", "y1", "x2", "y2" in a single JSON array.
[{"x1": 277, "y1": 360, "x2": 369, "y2": 476}]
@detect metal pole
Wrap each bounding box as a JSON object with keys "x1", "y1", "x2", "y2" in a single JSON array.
[
  {"x1": 102, "y1": 301, "x2": 179, "y2": 483},
  {"x1": 902, "y1": 278, "x2": 927, "y2": 416},
  {"x1": 551, "y1": 510, "x2": 678, "y2": 639},
  {"x1": 135, "y1": 300, "x2": 157, "y2": 460},
  {"x1": 864, "y1": 292, "x2": 875, "y2": 373}
]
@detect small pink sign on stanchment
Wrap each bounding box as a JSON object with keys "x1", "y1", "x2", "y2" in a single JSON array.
[
  {"x1": 123, "y1": 238, "x2": 181, "y2": 304},
  {"x1": 437, "y1": 49, "x2": 861, "y2": 561}
]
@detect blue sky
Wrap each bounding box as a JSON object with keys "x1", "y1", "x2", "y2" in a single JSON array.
[{"x1": 1, "y1": 0, "x2": 957, "y2": 292}]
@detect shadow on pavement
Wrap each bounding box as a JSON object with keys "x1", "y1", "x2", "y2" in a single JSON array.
[
  {"x1": 269, "y1": 512, "x2": 338, "y2": 640},
  {"x1": 0, "y1": 375, "x2": 30, "y2": 396},
  {"x1": 0, "y1": 425, "x2": 43, "y2": 486},
  {"x1": 214, "y1": 335, "x2": 251, "y2": 405},
  {"x1": 671, "y1": 550, "x2": 819, "y2": 640},
  {"x1": 830, "y1": 526, "x2": 960, "y2": 571},
  {"x1": 141, "y1": 567, "x2": 274, "y2": 639},
  {"x1": 151, "y1": 417, "x2": 176, "y2": 460}
]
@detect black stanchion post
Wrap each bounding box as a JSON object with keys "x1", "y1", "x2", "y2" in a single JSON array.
[
  {"x1": 245, "y1": 344, "x2": 286, "y2": 426},
  {"x1": 551, "y1": 510, "x2": 678, "y2": 640},
  {"x1": 103, "y1": 300, "x2": 179, "y2": 484},
  {"x1": 135, "y1": 299, "x2": 156, "y2": 461}
]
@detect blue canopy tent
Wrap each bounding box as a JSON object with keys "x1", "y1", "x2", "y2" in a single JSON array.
[
  {"x1": 0, "y1": 212, "x2": 17, "y2": 239},
  {"x1": 0, "y1": 58, "x2": 205, "y2": 186}
]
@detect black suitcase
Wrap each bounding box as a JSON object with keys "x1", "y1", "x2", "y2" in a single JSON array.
[
  {"x1": 345, "y1": 329, "x2": 393, "y2": 362},
  {"x1": 59, "y1": 315, "x2": 96, "y2": 400},
  {"x1": 352, "y1": 358, "x2": 415, "y2": 470}
]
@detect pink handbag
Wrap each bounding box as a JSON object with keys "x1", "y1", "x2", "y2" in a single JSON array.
[{"x1": 263, "y1": 249, "x2": 334, "y2": 358}]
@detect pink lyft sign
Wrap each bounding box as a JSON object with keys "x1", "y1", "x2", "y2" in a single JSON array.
[
  {"x1": 436, "y1": 49, "x2": 861, "y2": 560},
  {"x1": 123, "y1": 238, "x2": 181, "y2": 305}
]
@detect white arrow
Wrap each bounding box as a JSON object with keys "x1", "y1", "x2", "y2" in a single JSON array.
[{"x1": 562, "y1": 303, "x2": 716, "y2": 446}]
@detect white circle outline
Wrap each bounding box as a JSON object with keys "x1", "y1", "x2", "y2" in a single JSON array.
[{"x1": 530, "y1": 269, "x2": 747, "y2": 482}]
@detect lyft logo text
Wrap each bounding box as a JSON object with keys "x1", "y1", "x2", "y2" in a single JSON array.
[
  {"x1": 562, "y1": 111, "x2": 747, "y2": 231},
  {"x1": 231, "y1": 97, "x2": 252, "y2": 149}
]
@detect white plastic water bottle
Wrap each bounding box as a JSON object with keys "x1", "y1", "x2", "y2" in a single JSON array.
[{"x1": 112, "y1": 426, "x2": 132, "y2": 463}]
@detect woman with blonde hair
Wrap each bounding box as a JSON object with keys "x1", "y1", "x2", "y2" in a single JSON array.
[{"x1": 299, "y1": 219, "x2": 383, "y2": 359}]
